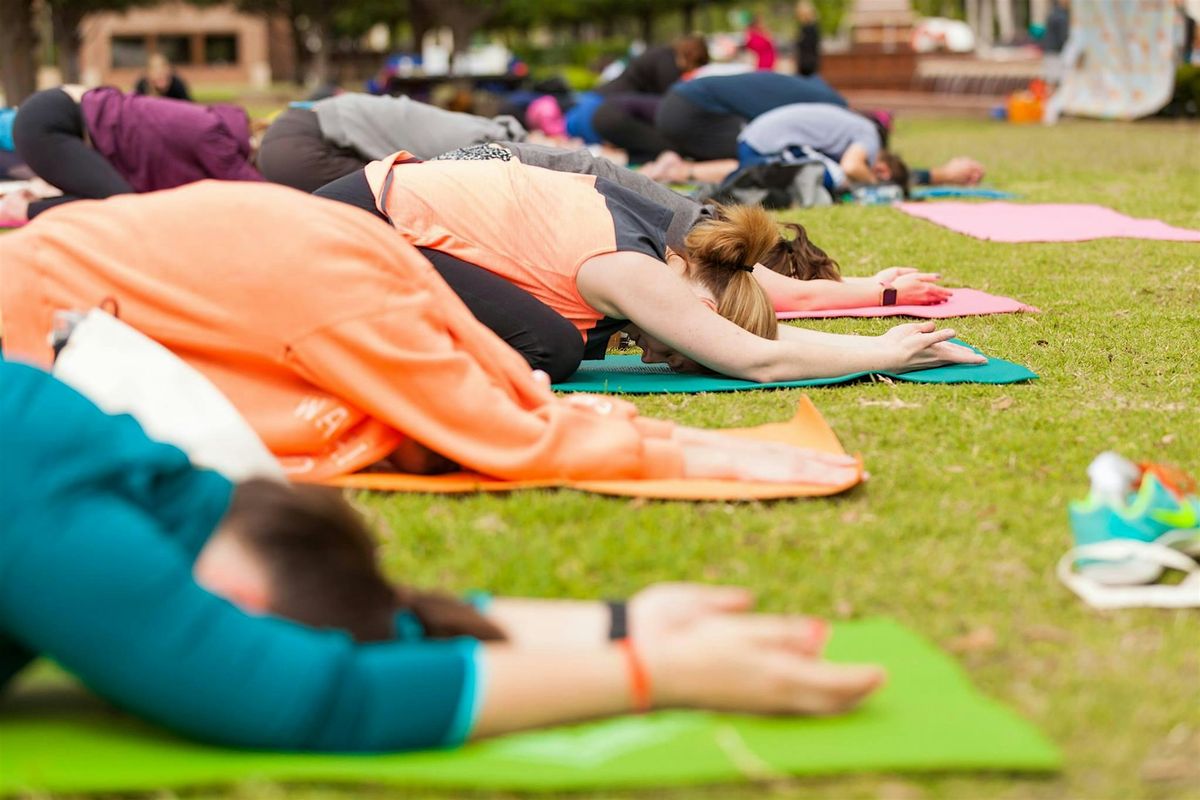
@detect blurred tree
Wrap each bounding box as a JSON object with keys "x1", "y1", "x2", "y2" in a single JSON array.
[
  {"x1": 0, "y1": 0, "x2": 37, "y2": 103},
  {"x1": 46, "y1": 0, "x2": 158, "y2": 84}
]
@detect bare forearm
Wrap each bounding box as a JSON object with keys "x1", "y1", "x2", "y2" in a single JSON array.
[
  {"x1": 485, "y1": 598, "x2": 608, "y2": 648},
  {"x1": 471, "y1": 646, "x2": 631, "y2": 738},
  {"x1": 774, "y1": 279, "x2": 882, "y2": 312}
]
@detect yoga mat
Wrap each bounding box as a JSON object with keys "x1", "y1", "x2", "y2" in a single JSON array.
[
  {"x1": 897, "y1": 202, "x2": 1200, "y2": 243},
  {"x1": 326, "y1": 396, "x2": 862, "y2": 500},
  {"x1": 779, "y1": 288, "x2": 1038, "y2": 320},
  {"x1": 909, "y1": 186, "x2": 1016, "y2": 200},
  {"x1": 0, "y1": 619, "x2": 1061, "y2": 795},
  {"x1": 552, "y1": 344, "x2": 1036, "y2": 396}
]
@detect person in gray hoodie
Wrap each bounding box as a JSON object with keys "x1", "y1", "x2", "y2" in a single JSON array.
[{"x1": 257, "y1": 93, "x2": 526, "y2": 193}]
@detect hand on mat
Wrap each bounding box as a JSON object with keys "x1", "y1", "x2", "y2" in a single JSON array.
[
  {"x1": 0, "y1": 188, "x2": 33, "y2": 226},
  {"x1": 893, "y1": 273, "x2": 951, "y2": 305},
  {"x1": 878, "y1": 321, "x2": 987, "y2": 372},
  {"x1": 643, "y1": 615, "x2": 885, "y2": 715},
  {"x1": 674, "y1": 427, "x2": 860, "y2": 485},
  {"x1": 873, "y1": 267, "x2": 920, "y2": 283},
  {"x1": 629, "y1": 582, "x2": 833, "y2": 653}
]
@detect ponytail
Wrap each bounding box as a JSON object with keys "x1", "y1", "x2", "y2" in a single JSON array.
[
  {"x1": 683, "y1": 204, "x2": 779, "y2": 339},
  {"x1": 760, "y1": 222, "x2": 842, "y2": 281},
  {"x1": 224, "y1": 480, "x2": 505, "y2": 643}
]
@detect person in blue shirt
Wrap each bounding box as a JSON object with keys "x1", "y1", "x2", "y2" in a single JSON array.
[
  {"x1": 655, "y1": 72, "x2": 847, "y2": 161},
  {"x1": 0, "y1": 361, "x2": 884, "y2": 751}
]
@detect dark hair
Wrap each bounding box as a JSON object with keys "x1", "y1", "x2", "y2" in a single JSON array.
[
  {"x1": 224, "y1": 480, "x2": 505, "y2": 643},
  {"x1": 877, "y1": 151, "x2": 910, "y2": 197},
  {"x1": 759, "y1": 221, "x2": 842, "y2": 281},
  {"x1": 673, "y1": 35, "x2": 711, "y2": 72}
]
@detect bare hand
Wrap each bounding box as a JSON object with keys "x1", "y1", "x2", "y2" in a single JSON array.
[
  {"x1": 642, "y1": 614, "x2": 885, "y2": 715},
  {"x1": 893, "y1": 273, "x2": 952, "y2": 305},
  {"x1": 676, "y1": 427, "x2": 861, "y2": 485},
  {"x1": 873, "y1": 266, "x2": 919, "y2": 283},
  {"x1": 631, "y1": 582, "x2": 773, "y2": 644},
  {"x1": 878, "y1": 321, "x2": 987, "y2": 372}
]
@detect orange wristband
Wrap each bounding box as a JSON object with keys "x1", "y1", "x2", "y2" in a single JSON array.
[{"x1": 617, "y1": 638, "x2": 652, "y2": 713}]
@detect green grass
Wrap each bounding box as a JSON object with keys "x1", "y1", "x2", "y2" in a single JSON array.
[{"x1": 13, "y1": 118, "x2": 1200, "y2": 799}]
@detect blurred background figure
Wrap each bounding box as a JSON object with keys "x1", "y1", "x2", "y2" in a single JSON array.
[
  {"x1": 1042, "y1": 0, "x2": 1071, "y2": 55},
  {"x1": 1177, "y1": 0, "x2": 1197, "y2": 64},
  {"x1": 794, "y1": 1, "x2": 821, "y2": 76},
  {"x1": 135, "y1": 54, "x2": 192, "y2": 102},
  {"x1": 744, "y1": 13, "x2": 777, "y2": 70}
]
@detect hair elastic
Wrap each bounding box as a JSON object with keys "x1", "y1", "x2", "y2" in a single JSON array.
[
  {"x1": 617, "y1": 638, "x2": 652, "y2": 713},
  {"x1": 737, "y1": 264, "x2": 756, "y2": 272}
]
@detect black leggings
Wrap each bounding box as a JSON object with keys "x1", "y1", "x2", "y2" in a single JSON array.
[
  {"x1": 314, "y1": 170, "x2": 584, "y2": 382},
  {"x1": 13, "y1": 88, "x2": 134, "y2": 219},
  {"x1": 591, "y1": 94, "x2": 673, "y2": 164},
  {"x1": 256, "y1": 107, "x2": 368, "y2": 193},
  {"x1": 655, "y1": 92, "x2": 745, "y2": 161}
]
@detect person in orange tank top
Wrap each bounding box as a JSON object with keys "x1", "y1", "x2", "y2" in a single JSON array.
[{"x1": 317, "y1": 153, "x2": 985, "y2": 381}]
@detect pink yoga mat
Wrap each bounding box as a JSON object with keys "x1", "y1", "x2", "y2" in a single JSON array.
[
  {"x1": 897, "y1": 202, "x2": 1200, "y2": 243},
  {"x1": 778, "y1": 288, "x2": 1037, "y2": 320}
]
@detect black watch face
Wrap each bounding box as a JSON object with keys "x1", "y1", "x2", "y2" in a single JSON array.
[{"x1": 884, "y1": 288, "x2": 898, "y2": 305}]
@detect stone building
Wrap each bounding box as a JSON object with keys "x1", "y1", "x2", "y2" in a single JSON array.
[{"x1": 79, "y1": 1, "x2": 294, "y2": 89}]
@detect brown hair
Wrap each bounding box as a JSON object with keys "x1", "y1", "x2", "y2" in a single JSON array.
[
  {"x1": 878, "y1": 151, "x2": 910, "y2": 197},
  {"x1": 759, "y1": 221, "x2": 842, "y2": 281},
  {"x1": 683, "y1": 204, "x2": 779, "y2": 340},
  {"x1": 223, "y1": 480, "x2": 505, "y2": 643},
  {"x1": 673, "y1": 35, "x2": 711, "y2": 73}
]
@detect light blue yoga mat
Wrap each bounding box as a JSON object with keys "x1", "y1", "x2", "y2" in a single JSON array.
[
  {"x1": 553, "y1": 342, "x2": 1037, "y2": 395},
  {"x1": 910, "y1": 186, "x2": 1017, "y2": 201}
]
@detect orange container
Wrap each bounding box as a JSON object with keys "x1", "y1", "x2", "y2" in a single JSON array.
[{"x1": 1007, "y1": 90, "x2": 1044, "y2": 124}]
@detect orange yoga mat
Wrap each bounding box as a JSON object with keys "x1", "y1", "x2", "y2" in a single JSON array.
[{"x1": 325, "y1": 396, "x2": 862, "y2": 501}]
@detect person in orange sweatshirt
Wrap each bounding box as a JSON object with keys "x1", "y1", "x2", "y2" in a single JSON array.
[{"x1": 0, "y1": 179, "x2": 857, "y2": 486}]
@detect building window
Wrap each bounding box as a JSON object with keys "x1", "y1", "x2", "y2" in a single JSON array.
[
  {"x1": 112, "y1": 35, "x2": 148, "y2": 69},
  {"x1": 204, "y1": 34, "x2": 239, "y2": 66},
  {"x1": 156, "y1": 34, "x2": 192, "y2": 66}
]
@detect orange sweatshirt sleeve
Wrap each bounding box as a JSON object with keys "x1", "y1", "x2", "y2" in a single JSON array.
[{"x1": 286, "y1": 300, "x2": 685, "y2": 483}]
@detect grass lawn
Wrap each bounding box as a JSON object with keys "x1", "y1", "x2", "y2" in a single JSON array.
[{"x1": 10, "y1": 117, "x2": 1200, "y2": 799}]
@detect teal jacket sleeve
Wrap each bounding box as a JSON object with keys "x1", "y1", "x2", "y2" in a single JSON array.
[{"x1": 0, "y1": 363, "x2": 481, "y2": 750}]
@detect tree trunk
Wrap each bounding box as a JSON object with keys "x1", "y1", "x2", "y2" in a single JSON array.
[
  {"x1": 681, "y1": 2, "x2": 696, "y2": 33},
  {"x1": 50, "y1": 1, "x2": 85, "y2": 84},
  {"x1": 0, "y1": 0, "x2": 38, "y2": 104},
  {"x1": 289, "y1": 15, "x2": 309, "y2": 86},
  {"x1": 409, "y1": 0, "x2": 433, "y2": 52},
  {"x1": 308, "y1": 17, "x2": 334, "y2": 87},
  {"x1": 638, "y1": 7, "x2": 654, "y2": 43}
]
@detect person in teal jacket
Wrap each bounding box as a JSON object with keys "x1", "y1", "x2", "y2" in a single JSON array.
[{"x1": 0, "y1": 360, "x2": 885, "y2": 750}]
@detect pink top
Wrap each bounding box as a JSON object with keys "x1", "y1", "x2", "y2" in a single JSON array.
[{"x1": 745, "y1": 26, "x2": 777, "y2": 70}]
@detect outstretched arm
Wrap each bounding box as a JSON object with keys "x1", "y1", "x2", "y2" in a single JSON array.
[
  {"x1": 757, "y1": 266, "x2": 952, "y2": 310},
  {"x1": 840, "y1": 144, "x2": 875, "y2": 185},
  {"x1": 578, "y1": 253, "x2": 982, "y2": 382}
]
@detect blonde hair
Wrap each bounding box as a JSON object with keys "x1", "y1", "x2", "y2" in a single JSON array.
[{"x1": 683, "y1": 204, "x2": 779, "y2": 340}]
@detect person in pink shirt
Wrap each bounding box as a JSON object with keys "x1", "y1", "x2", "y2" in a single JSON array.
[{"x1": 744, "y1": 14, "x2": 778, "y2": 71}]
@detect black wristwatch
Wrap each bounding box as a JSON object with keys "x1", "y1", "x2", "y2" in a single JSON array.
[
  {"x1": 881, "y1": 286, "x2": 898, "y2": 306},
  {"x1": 607, "y1": 600, "x2": 629, "y2": 640}
]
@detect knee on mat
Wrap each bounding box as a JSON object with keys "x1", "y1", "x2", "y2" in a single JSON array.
[{"x1": 528, "y1": 337, "x2": 584, "y2": 384}]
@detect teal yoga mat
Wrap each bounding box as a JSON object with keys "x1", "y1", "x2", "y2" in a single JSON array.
[
  {"x1": 553, "y1": 343, "x2": 1037, "y2": 395},
  {"x1": 0, "y1": 619, "x2": 1060, "y2": 794}
]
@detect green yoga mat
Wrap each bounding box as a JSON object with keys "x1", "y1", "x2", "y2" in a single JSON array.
[
  {"x1": 553, "y1": 342, "x2": 1037, "y2": 394},
  {"x1": 0, "y1": 619, "x2": 1059, "y2": 795}
]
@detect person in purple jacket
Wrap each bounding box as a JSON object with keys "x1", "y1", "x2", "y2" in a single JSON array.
[{"x1": 5, "y1": 85, "x2": 262, "y2": 222}]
